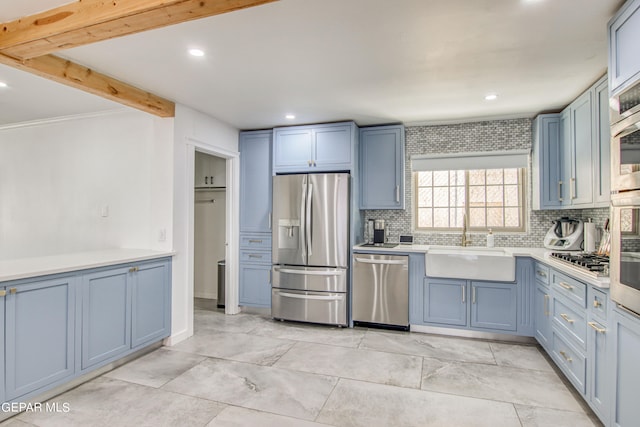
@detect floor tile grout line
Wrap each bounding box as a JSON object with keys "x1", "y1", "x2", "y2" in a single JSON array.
[
  {"x1": 512, "y1": 403, "x2": 525, "y2": 427},
  {"x1": 313, "y1": 377, "x2": 342, "y2": 426}
]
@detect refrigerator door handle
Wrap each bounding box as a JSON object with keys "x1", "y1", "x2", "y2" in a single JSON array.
[
  {"x1": 274, "y1": 267, "x2": 345, "y2": 276},
  {"x1": 276, "y1": 291, "x2": 344, "y2": 301},
  {"x1": 306, "y1": 183, "x2": 313, "y2": 257},
  {"x1": 299, "y1": 178, "x2": 307, "y2": 259}
]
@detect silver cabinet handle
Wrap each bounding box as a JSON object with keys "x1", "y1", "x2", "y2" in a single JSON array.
[
  {"x1": 395, "y1": 185, "x2": 400, "y2": 203},
  {"x1": 558, "y1": 181, "x2": 563, "y2": 202},
  {"x1": 559, "y1": 350, "x2": 573, "y2": 363},
  {"x1": 558, "y1": 281, "x2": 574, "y2": 291},
  {"x1": 537, "y1": 270, "x2": 547, "y2": 278},
  {"x1": 248, "y1": 239, "x2": 263, "y2": 244},
  {"x1": 248, "y1": 254, "x2": 263, "y2": 259},
  {"x1": 570, "y1": 178, "x2": 576, "y2": 200},
  {"x1": 462, "y1": 285, "x2": 466, "y2": 304},
  {"x1": 472, "y1": 286, "x2": 476, "y2": 304},
  {"x1": 268, "y1": 212, "x2": 272, "y2": 230},
  {"x1": 588, "y1": 321, "x2": 606, "y2": 334}
]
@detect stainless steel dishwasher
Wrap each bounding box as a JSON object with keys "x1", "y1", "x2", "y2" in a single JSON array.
[{"x1": 352, "y1": 253, "x2": 409, "y2": 329}]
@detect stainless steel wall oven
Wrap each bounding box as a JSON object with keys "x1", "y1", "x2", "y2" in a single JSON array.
[{"x1": 611, "y1": 80, "x2": 640, "y2": 192}]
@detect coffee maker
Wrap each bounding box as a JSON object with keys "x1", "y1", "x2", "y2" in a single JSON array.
[{"x1": 373, "y1": 220, "x2": 386, "y2": 244}]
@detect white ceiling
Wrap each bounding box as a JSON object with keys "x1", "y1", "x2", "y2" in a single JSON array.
[{"x1": 0, "y1": 0, "x2": 626, "y2": 129}]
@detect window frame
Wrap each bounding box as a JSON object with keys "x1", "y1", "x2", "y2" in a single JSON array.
[{"x1": 413, "y1": 168, "x2": 527, "y2": 233}]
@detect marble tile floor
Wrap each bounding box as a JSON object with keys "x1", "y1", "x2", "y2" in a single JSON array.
[{"x1": 2, "y1": 310, "x2": 602, "y2": 427}]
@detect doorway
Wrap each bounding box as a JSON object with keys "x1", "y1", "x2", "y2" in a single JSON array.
[{"x1": 194, "y1": 151, "x2": 226, "y2": 312}]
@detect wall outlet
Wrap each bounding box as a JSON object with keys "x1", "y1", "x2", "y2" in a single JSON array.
[
  {"x1": 100, "y1": 205, "x2": 109, "y2": 218},
  {"x1": 158, "y1": 228, "x2": 167, "y2": 242}
]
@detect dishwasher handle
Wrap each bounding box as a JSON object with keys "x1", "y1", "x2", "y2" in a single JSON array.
[{"x1": 354, "y1": 257, "x2": 407, "y2": 266}]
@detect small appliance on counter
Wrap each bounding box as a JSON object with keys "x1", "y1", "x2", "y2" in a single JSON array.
[
  {"x1": 543, "y1": 217, "x2": 584, "y2": 251},
  {"x1": 373, "y1": 219, "x2": 386, "y2": 244}
]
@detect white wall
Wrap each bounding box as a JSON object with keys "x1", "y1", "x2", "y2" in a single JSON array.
[
  {"x1": 170, "y1": 104, "x2": 239, "y2": 345},
  {"x1": 0, "y1": 110, "x2": 174, "y2": 260}
]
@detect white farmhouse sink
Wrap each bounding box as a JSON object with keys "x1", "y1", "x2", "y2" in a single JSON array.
[{"x1": 425, "y1": 246, "x2": 516, "y2": 282}]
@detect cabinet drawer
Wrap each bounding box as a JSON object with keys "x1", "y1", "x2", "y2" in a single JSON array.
[
  {"x1": 552, "y1": 296, "x2": 587, "y2": 349},
  {"x1": 589, "y1": 287, "x2": 608, "y2": 320},
  {"x1": 552, "y1": 329, "x2": 586, "y2": 395},
  {"x1": 240, "y1": 234, "x2": 272, "y2": 250},
  {"x1": 240, "y1": 249, "x2": 271, "y2": 265},
  {"x1": 534, "y1": 263, "x2": 550, "y2": 286},
  {"x1": 551, "y1": 270, "x2": 587, "y2": 307}
]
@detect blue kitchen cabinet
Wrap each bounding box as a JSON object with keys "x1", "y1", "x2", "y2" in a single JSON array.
[
  {"x1": 0, "y1": 287, "x2": 4, "y2": 404},
  {"x1": 5, "y1": 275, "x2": 76, "y2": 401},
  {"x1": 587, "y1": 286, "x2": 611, "y2": 420},
  {"x1": 240, "y1": 130, "x2": 272, "y2": 233},
  {"x1": 569, "y1": 90, "x2": 594, "y2": 207},
  {"x1": 609, "y1": 0, "x2": 640, "y2": 95},
  {"x1": 535, "y1": 281, "x2": 552, "y2": 349},
  {"x1": 610, "y1": 304, "x2": 640, "y2": 427},
  {"x1": 470, "y1": 281, "x2": 517, "y2": 331},
  {"x1": 593, "y1": 76, "x2": 611, "y2": 207},
  {"x1": 273, "y1": 122, "x2": 356, "y2": 173},
  {"x1": 81, "y1": 266, "x2": 131, "y2": 369},
  {"x1": 359, "y1": 125, "x2": 405, "y2": 209},
  {"x1": 423, "y1": 278, "x2": 467, "y2": 326},
  {"x1": 239, "y1": 263, "x2": 271, "y2": 307},
  {"x1": 560, "y1": 108, "x2": 572, "y2": 207},
  {"x1": 131, "y1": 260, "x2": 171, "y2": 348},
  {"x1": 532, "y1": 114, "x2": 563, "y2": 210}
]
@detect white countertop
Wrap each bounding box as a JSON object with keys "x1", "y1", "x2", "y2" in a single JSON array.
[
  {"x1": 353, "y1": 244, "x2": 610, "y2": 288},
  {"x1": 0, "y1": 249, "x2": 175, "y2": 283}
]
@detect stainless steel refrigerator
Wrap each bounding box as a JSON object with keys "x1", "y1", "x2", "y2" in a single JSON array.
[{"x1": 271, "y1": 173, "x2": 349, "y2": 326}]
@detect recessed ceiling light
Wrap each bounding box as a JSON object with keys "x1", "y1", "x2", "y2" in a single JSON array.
[
  {"x1": 484, "y1": 93, "x2": 498, "y2": 101},
  {"x1": 0, "y1": 81, "x2": 7, "y2": 88},
  {"x1": 285, "y1": 114, "x2": 296, "y2": 119},
  {"x1": 188, "y1": 48, "x2": 205, "y2": 57}
]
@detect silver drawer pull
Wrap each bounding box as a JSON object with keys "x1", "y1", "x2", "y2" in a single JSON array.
[
  {"x1": 558, "y1": 281, "x2": 574, "y2": 291},
  {"x1": 559, "y1": 350, "x2": 573, "y2": 363},
  {"x1": 248, "y1": 255, "x2": 263, "y2": 259},
  {"x1": 537, "y1": 270, "x2": 547, "y2": 277},
  {"x1": 277, "y1": 292, "x2": 344, "y2": 301},
  {"x1": 248, "y1": 239, "x2": 263, "y2": 244},
  {"x1": 560, "y1": 313, "x2": 574, "y2": 324},
  {"x1": 588, "y1": 322, "x2": 606, "y2": 334}
]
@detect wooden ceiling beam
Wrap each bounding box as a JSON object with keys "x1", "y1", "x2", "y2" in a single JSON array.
[
  {"x1": 0, "y1": 0, "x2": 277, "y2": 59},
  {"x1": 0, "y1": 53, "x2": 175, "y2": 117}
]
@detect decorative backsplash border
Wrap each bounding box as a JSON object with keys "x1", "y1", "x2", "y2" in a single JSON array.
[{"x1": 363, "y1": 119, "x2": 610, "y2": 248}]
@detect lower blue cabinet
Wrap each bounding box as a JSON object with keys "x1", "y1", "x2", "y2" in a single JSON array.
[
  {"x1": 470, "y1": 282, "x2": 517, "y2": 331},
  {"x1": 423, "y1": 278, "x2": 467, "y2": 326},
  {"x1": 131, "y1": 261, "x2": 171, "y2": 348},
  {"x1": 534, "y1": 282, "x2": 552, "y2": 349},
  {"x1": 587, "y1": 314, "x2": 609, "y2": 422},
  {"x1": 5, "y1": 276, "x2": 76, "y2": 400},
  {"x1": 239, "y1": 263, "x2": 271, "y2": 307},
  {"x1": 611, "y1": 305, "x2": 640, "y2": 427},
  {"x1": 82, "y1": 266, "x2": 131, "y2": 369}
]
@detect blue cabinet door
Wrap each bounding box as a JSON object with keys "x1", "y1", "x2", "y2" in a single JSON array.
[
  {"x1": 587, "y1": 315, "x2": 609, "y2": 422},
  {"x1": 81, "y1": 266, "x2": 131, "y2": 369},
  {"x1": 611, "y1": 305, "x2": 640, "y2": 427},
  {"x1": 609, "y1": 0, "x2": 640, "y2": 94},
  {"x1": 593, "y1": 77, "x2": 611, "y2": 207},
  {"x1": 273, "y1": 127, "x2": 313, "y2": 171},
  {"x1": 312, "y1": 124, "x2": 354, "y2": 171},
  {"x1": 532, "y1": 114, "x2": 562, "y2": 209},
  {"x1": 534, "y1": 282, "x2": 552, "y2": 349},
  {"x1": 359, "y1": 125, "x2": 405, "y2": 209},
  {"x1": 5, "y1": 276, "x2": 76, "y2": 400},
  {"x1": 240, "y1": 130, "x2": 272, "y2": 233},
  {"x1": 423, "y1": 278, "x2": 467, "y2": 326},
  {"x1": 570, "y1": 90, "x2": 594, "y2": 207},
  {"x1": 131, "y1": 260, "x2": 171, "y2": 348},
  {"x1": 560, "y1": 108, "x2": 572, "y2": 207},
  {"x1": 470, "y1": 282, "x2": 517, "y2": 331},
  {"x1": 239, "y1": 263, "x2": 271, "y2": 307}
]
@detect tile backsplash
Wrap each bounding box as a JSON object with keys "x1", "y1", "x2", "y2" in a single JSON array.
[{"x1": 363, "y1": 119, "x2": 610, "y2": 248}]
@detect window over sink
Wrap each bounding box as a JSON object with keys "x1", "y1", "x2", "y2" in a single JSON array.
[{"x1": 414, "y1": 168, "x2": 526, "y2": 232}]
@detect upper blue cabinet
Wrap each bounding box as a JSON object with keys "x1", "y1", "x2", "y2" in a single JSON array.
[
  {"x1": 609, "y1": 0, "x2": 640, "y2": 95},
  {"x1": 532, "y1": 114, "x2": 562, "y2": 210},
  {"x1": 273, "y1": 122, "x2": 357, "y2": 173},
  {"x1": 359, "y1": 125, "x2": 405, "y2": 209},
  {"x1": 240, "y1": 130, "x2": 273, "y2": 233}
]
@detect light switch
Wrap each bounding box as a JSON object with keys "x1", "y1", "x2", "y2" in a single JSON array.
[
  {"x1": 159, "y1": 229, "x2": 167, "y2": 242},
  {"x1": 101, "y1": 205, "x2": 109, "y2": 217}
]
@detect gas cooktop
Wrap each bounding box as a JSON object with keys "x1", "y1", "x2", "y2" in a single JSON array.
[{"x1": 549, "y1": 252, "x2": 610, "y2": 277}]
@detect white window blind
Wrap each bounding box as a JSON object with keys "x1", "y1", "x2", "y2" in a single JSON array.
[{"x1": 411, "y1": 150, "x2": 530, "y2": 172}]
